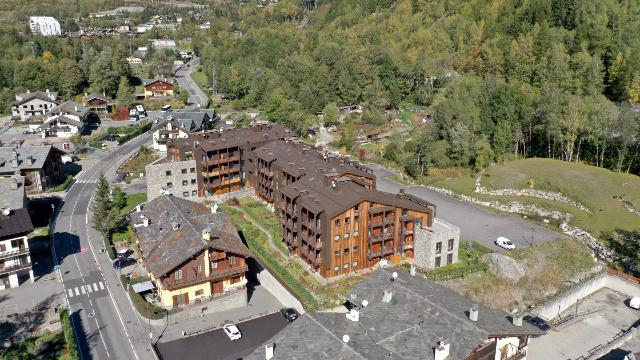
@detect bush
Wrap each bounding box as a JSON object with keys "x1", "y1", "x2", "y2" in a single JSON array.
[
  {"x1": 59, "y1": 308, "x2": 80, "y2": 360},
  {"x1": 120, "y1": 275, "x2": 169, "y2": 320},
  {"x1": 50, "y1": 175, "x2": 74, "y2": 192},
  {"x1": 117, "y1": 123, "x2": 152, "y2": 145}
]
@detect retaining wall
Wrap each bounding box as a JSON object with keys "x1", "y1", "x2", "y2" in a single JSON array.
[{"x1": 256, "y1": 267, "x2": 305, "y2": 315}]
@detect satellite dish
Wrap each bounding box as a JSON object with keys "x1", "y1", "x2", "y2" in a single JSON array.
[
  {"x1": 361, "y1": 300, "x2": 369, "y2": 307},
  {"x1": 392, "y1": 272, "x2": 398, "y2": 279},
  {"x1": 342, "y1": 335, "x2": 350, "y2": 344}
]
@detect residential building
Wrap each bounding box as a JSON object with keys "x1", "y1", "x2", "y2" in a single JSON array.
[
  {"x1": 147, "y1": 125, "x2": 459, "y2": 278},
  {"x1": 152, "y1": 110, "x2": 221, "y2": 152},
  {"x1": 247, "y1": 268, "x2": 544, "y2": 360},
  {"x1": 29, "y1": 16, "x2": 61, "y2": 36},
  {"x1": 37, "y1": 115, "x2": 84, "y2": 137},
  {"x1": 150, "y1": 39, "x2": 176, "y2": 49},
  {"x1": 11, "y1": 90, "x2": 59, "y2": 121},
  {"x1": 0, "y1": 145, "x2": 65, "y2": 194},
  {"x1": 0, "y1": 208, "x2": 34, "y2": 290},
  {"x1": 133, "y1": 195, "x2": 252, "y2": 308},
  {"x1": 144, "y1": 78, "x2": 174, "y2": 98},
  {"x1": 49, "y1": 100, "x2": 90, "y2": 123},
  {"x1": 84, "y1": 93, "x2": 112, "y2": 113},
  {"x1": 0, "y1": 175, "x2": 27, "y2": 211}
]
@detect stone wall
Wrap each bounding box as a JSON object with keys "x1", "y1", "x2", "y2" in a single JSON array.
[
  {"x1": 145, "y1": 159, "x2": 197, "y2": 201},
  {"x1": 413, "y1": 218, "x2": 460, "y2": 270},
  {"x1": 256, "y1": 266, "x2": 305, "y2": 314}
]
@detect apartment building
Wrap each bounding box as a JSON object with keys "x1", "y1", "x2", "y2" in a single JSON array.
[
  {"x1": 133, "y1": 195, "x2": 252, "y2": 308},
  {"x1": 29, "y1": 16, "x2": 61, "y2": 36},
  {"x1": 11, "y1": 90, "x2": 59, "y2": 121},
  {"x1": 0, "y1": 145, "x2": 65, "y2": 194},
  {"x1": 0, "y1": 208, "x2": 34, "y2": 290},
  {"x1": 152, "y1": 110, "x2": 220, "y2": 152},
  {"x1": 247, "y1": 268, "x2": 544, "y2": 360}
]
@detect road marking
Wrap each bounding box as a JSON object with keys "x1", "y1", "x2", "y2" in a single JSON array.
[
  {"x1": 95, "y1": 317, "x2": 111, "y2": 358},
  {"x1": 93, "y1": 283, "x2": 98, "y2": 292},
  {"x1": 74, "y1": 287, "x2": 80, "y2": 296},
  {"x1": 80, "y1": 286, "x2": 85, "y2": 295},
  {"x1": 68, "y1": 289, "x2": 74, "y2": 297},
  {"x1": 86, "y1": 285, "x2": 92, "y2": 293},
  {"x1": 99, "y1": 281, "x2": 104, "y2": 290}
]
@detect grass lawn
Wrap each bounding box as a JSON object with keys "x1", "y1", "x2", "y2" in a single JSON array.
[
  {"x1": 405, "y1": 241, "x2": 491, "y2": 282},
  {"x1": 443, "y1": 238, "x2": 596, "y2": 311},
  {"x1": 190, "y1": 68, "x2": 209, "y2": 90},
  {"x1": 120, "y1": 149, "x2": 158, "y2": 180},
  {"x1": 122, "y1": 192, "x2": 147, "y2": 214},
  {"x1": 432, "y1": 158, "x2": 640, "y2": 237},
  {"x1": 0, "y1": 329, "x2": 67, "y2": 360}
]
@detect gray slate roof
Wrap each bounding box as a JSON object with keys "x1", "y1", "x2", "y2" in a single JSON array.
[
  {"x1": 0, "y1": 145, "x2": 60, "y2": 173},
  {"x1": 0, "y1": 208, "x2": 33, "y2": 239},
  {"x1": 12, "y1": 91, "x2": 58, "y2": 106},
  {"x1": 157, "y1": 110, "x2": 219, "y2": 133},
  {"x1": 84, "y1": 92, "x2": 109, "y2": 103},
  {"x1": 133, "y1": 195, "x2": 251, "y2": 278},
  {"x1": 0, "y1": 175, "x2": 26, "y2": 210},
  {"x1": 246, "y1": 268, "x2": 544, "y2": 360},
  {"x1": 39, "y1": 115, "x2": 84, "y2": 129},
  {"x1": 50, "y1": 101, "x2": 90, "y2": 119}
]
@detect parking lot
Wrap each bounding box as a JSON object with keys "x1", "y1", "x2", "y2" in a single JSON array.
[
  {"x1": 155, "y1": 312, "x2": 290, "y2": 360},
  {"x1": 528, "y1": 288, "x2": 639, "y2": 359}
]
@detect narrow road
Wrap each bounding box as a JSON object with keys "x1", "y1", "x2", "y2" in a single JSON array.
[
  {"x1": 53, "y1": 133, "x2": 155, "y2": 360},
  {"x1": 175, "y1": 57, "x2": 208, "y2": 110},
  {"x1": 368, "y1": 164, "x2": 562, "y2": 251}
]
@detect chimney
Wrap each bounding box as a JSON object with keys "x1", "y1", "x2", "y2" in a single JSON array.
[
  {"x1": 136, "y1": 204, "x2": 143, "y2": 212},
  {"x1": 434, "y1": 339, "x2": 450, "y2": 360},
  {"x1": 211, "y1": 204, "x2": 218, "y2": 213},
  {"x1": 265, "y1": 343, "x2": 274, "y2": 360},
  {"x1": 202, "y1": 226, "x2": 211, "y2": 240},
  {"x1": 468, "y1": 305, "x2": 479, "y2": 322},
  {"x1": 172, "y1": 222, "x2": 180, "y2": 231},
  {"x1": 382, "y1": 289, "x2": 393, "y2": 303},
  {"x1": 27, "y1": 156, "x2": 34, "y2": 166},
  {"x1": 75, "y1": 105, "x2": 78, "y2": 112},
  {"x1": 10, "y1": 178, "x2": 18, "y2": 190},
  {"x1": 345, "y1": 308, "x2": 359, "y2": 322},
  {"x1": 11, "y1": 150, "x2": 19, "y2": 168},
  {"x1": 512, "y1": 313, "x2": 523, "y2": 327}
]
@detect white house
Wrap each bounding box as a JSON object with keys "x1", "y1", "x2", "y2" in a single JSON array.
[
  {"x1": 11, "y1": 90, "x2": 59, "y2": 121},
  {"x1": 38, "y1": 114, "x2": 84, "y2": 137},
  {"x1": 0, "y1": 207, "x2": 34, "y2": 290},
  {"x1": 29, "y1": 16, "x2": 61, "y2": 36}
]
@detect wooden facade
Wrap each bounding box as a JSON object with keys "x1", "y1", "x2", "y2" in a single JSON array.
[{"x1": 144, "y1": 80, "x2": 174, "y2": 98}]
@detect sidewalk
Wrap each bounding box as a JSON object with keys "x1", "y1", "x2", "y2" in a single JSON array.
[{"x1": 153, "y1": 285, "x2": 283, "y2": 343}]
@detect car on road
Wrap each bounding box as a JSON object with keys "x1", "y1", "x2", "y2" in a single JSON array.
[
  {"x1": 161, "y1": 105, "x2": 172, "y2": 113},
  {"x1": 495, "y1": 237, "x2": 516, "y2": 250},
  {"x1": 523, "y1": 315, "x2": 551, "y2": 331},
  {"x1": 280, "y1": 308, "x2": 298, "y2": 322},
  {"x1": 222, "y1": 324, "x2": 242, "y2": 341},
  {"x1": 113, "y1": 257, "x2": 136, "y2": 269}
]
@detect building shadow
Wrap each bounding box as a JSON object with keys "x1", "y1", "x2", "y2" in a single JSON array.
[
  {"x1": 70, "y1": 308, "x2": 100, "y2": 360},
  {"x1": 52, "y1": 231, "x2": 82, "y2": 265},
  {"x1": 0, "y1": 293, "x2": 58, "y2": 343}
]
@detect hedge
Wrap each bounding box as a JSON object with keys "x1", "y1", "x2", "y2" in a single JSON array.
[
  {"x1": 59, "y1": 308, "x2": 80, "y2": 360},
  {"x1": 117, "y1": 123, "x2": 152, "y2": 145},
  {"x1": 50, "y1": 175, "x2": 74, "y2": 192},
  {"x1": 120, "y1": 275, "x2": 169, "y2": 320}
]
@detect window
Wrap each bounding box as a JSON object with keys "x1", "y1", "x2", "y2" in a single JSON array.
[
  {"x1": 344, "y1": 233, "x2": 350, "y2": 239},
  {"x1": 191, "y1": 179, "x2": 196, "y2": 184},
  {"x1": 195, "y1": 289, "x2": 204, "y2": 296},
  {"x1": 0, "y1": 244, "x2": 5, "y2": 252},
  {"x1": 211, "y1": 261, "x2": 218, "y2": 269},
  {"x1": 448, "y1": 239, "x2": 455, "y2": 251},
  {"x1": 436, "y1": 242, "x2": 442, "y2": 254},
  {"x1": 167, "y1": 182, "x2": 173, "y2": 188},
  {"x1": 190, "y1": 168, "x2": 195, "y2": 173},
  {"x1": 334, "y1": 235, "x2": 340, "y2": 241},
  {"x1": 192, "y1": 190, "x2": 197, "y2": 196},
  {"x1": 165, "y1": 170, "x2": 172, "y2": 176},
  {"x1": 344, "y1": 248, "x2": 349, "y2": 254},
  {"x1": 334, "y1": 266, "x2": 339, "y2": 273},
  {"x1": 447, "y1": 253, "x2": 453, "y2": 265},
  {"x1": 343, "y1": 263, "x2": 349, "y2": 269},
  {"x1": 197, "y1": 264, "x2": 202, "y2": 273},
  {"x1": 335, "y1": 219, "x2": 341, "y2": 226},
  {"x1": 354, "y1": 215, "x2": 359, "y2": 223},
  {"x1": 183, "y1": 191, "x2": 189, "y2": 197},
  {"x1": 354, "y1": 204, "x2": 359, "y2": 211},
  {"x1": 181, "y1": 168, "x2": 187, "y2": 174},
  {"x1": 202, "y1": 155, "x2": 206, "y2": 162},
  {"x1": 175, "y1": 269, "x2": 182, "y2": 279},
  {"x1": 228, "y1": 256, "x2": 236, "y2": 265},
  {"x1": 402, "y1": 208, "x2": 408, "y2": 215},
  {"x1": 231, "y1": 276, "x2": 241, "y2": 284},
  {"x1": 334, "y1": 250, "x2": 340, "y2": 257},
  {"x1": 435, "y1": 257, "x2": 441, "y2": 268},
  {"x1": 353, "y1": 246, "x2": 359, "y2": 253},
  {"x1": 353, "y1": 261, "x2": 358, "y2": 268},
  {"x1": 354, "y1": 231, "x2": 359, "y2": 237},
  {"x1": 345, "y1": 217, "x2": 350, "y2": 224},
  {"x1": 182, "y1": 180, "x2": 188, "y2": 186}
]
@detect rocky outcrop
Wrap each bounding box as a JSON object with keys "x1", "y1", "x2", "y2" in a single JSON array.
[{"x1": 481, "y1": 253, "x2": 526, "y2": 283}]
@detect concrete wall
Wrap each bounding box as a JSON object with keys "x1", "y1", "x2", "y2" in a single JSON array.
[
  {"x1": 149, "y1": 288, "x2": 248, "y2": 326},
  {"x1": 145, "y1": 159, "x2": 197, "y2": 201},
  {"x1": 414, "y1": 218, "x2": 460, "y2": 269},
  {"x1": 534, "y1": 272, "x2": 640, "y2": 320},
  {"x1": 256, "y1": 266, "x2": 305, "y2": 315}
]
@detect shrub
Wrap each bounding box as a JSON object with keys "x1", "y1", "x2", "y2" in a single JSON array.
[
  {"x1": 120, "y1": 275, "x2": 169, "y2": 320},
  {"x1": 117, "y1": 123, "x2": 152, "y2": 145},
  {"x1": 50, "y1": 175, "x2": 74, "y2": 192},
  {"x1": 59, "y1": 308, "x2": 80, "y2": 360}
]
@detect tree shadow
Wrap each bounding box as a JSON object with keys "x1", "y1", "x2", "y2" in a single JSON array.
[
  {"x1": 0, "y1": 293, "x2": 58, "y2": 343},
  {"x1": 70, "y1": 308, "x2": 101, "y2": 360}
]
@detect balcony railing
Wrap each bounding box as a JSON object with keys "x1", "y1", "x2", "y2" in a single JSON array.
[
  {"x1": 0, "y1": 262, "x2": 32, "y2": 275},
  {"x1": 0, "y1": 248, "x2": 29, "y2": 260},
  {"x1": 164, "y1": 265, "x2": 248, "y2": 291}
]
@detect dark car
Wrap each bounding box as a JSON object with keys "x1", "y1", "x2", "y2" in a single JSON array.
[
  {"x1": 280, "y1": 308, "x2": 298, "y2": 322},
  {"x1": 113, "y1": 257, "x2": 136, "y2": 269},
  {"x1": 523, "y1": 315, "x2": 552, "y2": 331}
]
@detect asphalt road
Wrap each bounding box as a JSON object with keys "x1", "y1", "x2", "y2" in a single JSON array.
[
  {"x1": 53, "y1": 132, "x2": 156, "y2": 360},
  {"x1": 175, "y1": 57, "x2": 208, "y2": 110},
  {"x1": 368, "y1": 164, "x2": 562, "y2": 251},
  {"x1": 156, "y1": 312, "x2": 290, "y2": 360}
]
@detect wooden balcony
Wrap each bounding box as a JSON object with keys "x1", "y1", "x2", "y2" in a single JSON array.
[{"x1": 164, "y1": 265, "x2": 248, "y2": 291}]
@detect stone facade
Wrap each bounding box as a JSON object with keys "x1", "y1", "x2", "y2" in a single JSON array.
[
  {"x1": 145, "y1": 159, "x2": 198, "y2": 201},
  {"x1": 413, "y1": 218, "x2": 460, "y2": 269}
]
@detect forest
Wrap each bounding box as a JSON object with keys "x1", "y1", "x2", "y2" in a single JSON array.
[
  {"x1": 0, "y1": 0, "x2": 638, "y2": 175},
  {"x1": 192, "y1": 0, "x2": 640, "y2": 175}
]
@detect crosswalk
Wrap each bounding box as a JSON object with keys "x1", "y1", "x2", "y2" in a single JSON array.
[
  {"x1": 75, "y1": 179, "x2": 97, "y2": 184},
  {"x1": 67, "y1": 281, "x2": 105, "y2": 298}
]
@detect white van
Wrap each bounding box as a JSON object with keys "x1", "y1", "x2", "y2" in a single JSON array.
[
  {"x1": 136, "y1": 105, "x2": 147, "y2": 118},
  {"x1": 161, "y1": 105, "x2": 172, "y2": 113}
]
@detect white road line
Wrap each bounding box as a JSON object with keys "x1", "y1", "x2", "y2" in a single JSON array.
[
  {"x1": 75, "y1": 287, "x2": 80, "y2": 296},
  {"x1": 99, "y1": 282, "x2": 104, "y2": 290},
  {"x1": 68, "y1": 289, "x2": 74, "y2": 297},
  {"x1": 93, "y1": 283, "x2": 98, "y2": 292},
  {"x1": 86, "y1": 285, "x2": 92, "y2": 293},
  {"x1": 95, "y1": 317, "x2": 111, "y2": 358},
  {"x1": 80, "y1": 286, "x2": 85, "y2": 295}
]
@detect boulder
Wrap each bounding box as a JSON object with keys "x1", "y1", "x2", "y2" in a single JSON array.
[{"x1": 481, "y1": 253, "x2": 526, "y2": 283}]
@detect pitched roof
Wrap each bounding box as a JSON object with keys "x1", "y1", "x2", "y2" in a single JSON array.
[
  {"x1": 171, "y1": 123, "x2": 294, "y2": 152},
  {"x1": 0, "y1": 208, "x2": 33, "y2": 239},
  {"x1": 0, "y1": 175, "x2": 26, "y2": 210},
  {"x1": 38, "y1": 115, "x2": 84, "y2": 129},
  {"x1": 144, "y1": 78, "x2": 173, "y2": 87},
  {"x1": 246, "y1": 268, "x2": 544, "y2": 360},
  {"x1": 157, "y1": 110, "x2": 219, "y2": 133},
  {"x1": 133, "y1": 195, "x2": 251, "y2": 278},
  {"x1": 84, "y1": 92, "x2": 109, "y2": 103},
  {"x1": 50, "y1": 101, "x2": 90, "y2": 119},
  {"x1": 0, "y1": 145, "x2": 62, "y2": 173},
  {"x1": 12, "y1": 91, "x2": 58, "y2": 106}
]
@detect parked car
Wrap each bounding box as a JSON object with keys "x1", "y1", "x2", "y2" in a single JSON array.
[
  {"x1": 112, "y1": 257, "x2": 135, "y2": 269},
  {"x1": 523, "y1": 315, "x2": 552, "y2": 331},
  {"x1": 105, "y1": 134, "x2": 119, "y2": 142},
  {"x1": 629, "y1": 296, "x2": 640, "y2": 309},
  {"x1": 495, "y1": 237, "x2": 516, "y2": 250},
  {"x1": 222, "y1": 324, "x2": 242, "y2": 340},
  {"x1": 136, "y1": 105, "x2": 147, "y2": 118},
  {"x1": 280, "y1": 308, "x2": 298, "y2": 322}
]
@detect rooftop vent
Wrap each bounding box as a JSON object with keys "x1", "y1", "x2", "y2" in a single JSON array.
[
  {"x1": 202, "y1": 226, "x2": 212, "y2": 240},
  {"x1": 468, "y1": 305, "x2": 479, "y2": 322},
  {"x1": 382, "y1": 289, "x2": 393, "y2": 303},
  {"x1": 2, "y1": 208, "x2": 12, "y2": 216},
  {"x1": 342, "y1": 335, "x2": 350, "y2": 344},
  {"x1": 511, "y1": 312, "x2": 523, "y2": 327},
  {"x1": 172, "y1": 222, "x2": 180, "y2": 231},
  {"x1": 136, "y1": 204, "x2": 143, "y2": 212},
  {"x1": 210, "y1": 204, "x2": 218, "y2": 214},
  {"x1": 133, "y1": 215, "x2": 149, "y2": 228},
  {"x1": 346, "y1": 309, "x2": 359, "y2": 322},
  {"x1": 27, "y1": 156, "x2": 34, "y2": 166},
  {"x1": 10, "y1": 178, "x2": 18, "y2": 190},
  {"x1": 434, "y1": 339, "x2": 450, "y2": 360}
]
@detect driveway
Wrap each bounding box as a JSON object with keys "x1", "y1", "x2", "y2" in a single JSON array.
[
  {"x1": 369, "y1": 164, "x2": 562, "y2": 250},
  {"x1": 155, "y1": 312, "x2": 290, "y2": 360}
]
